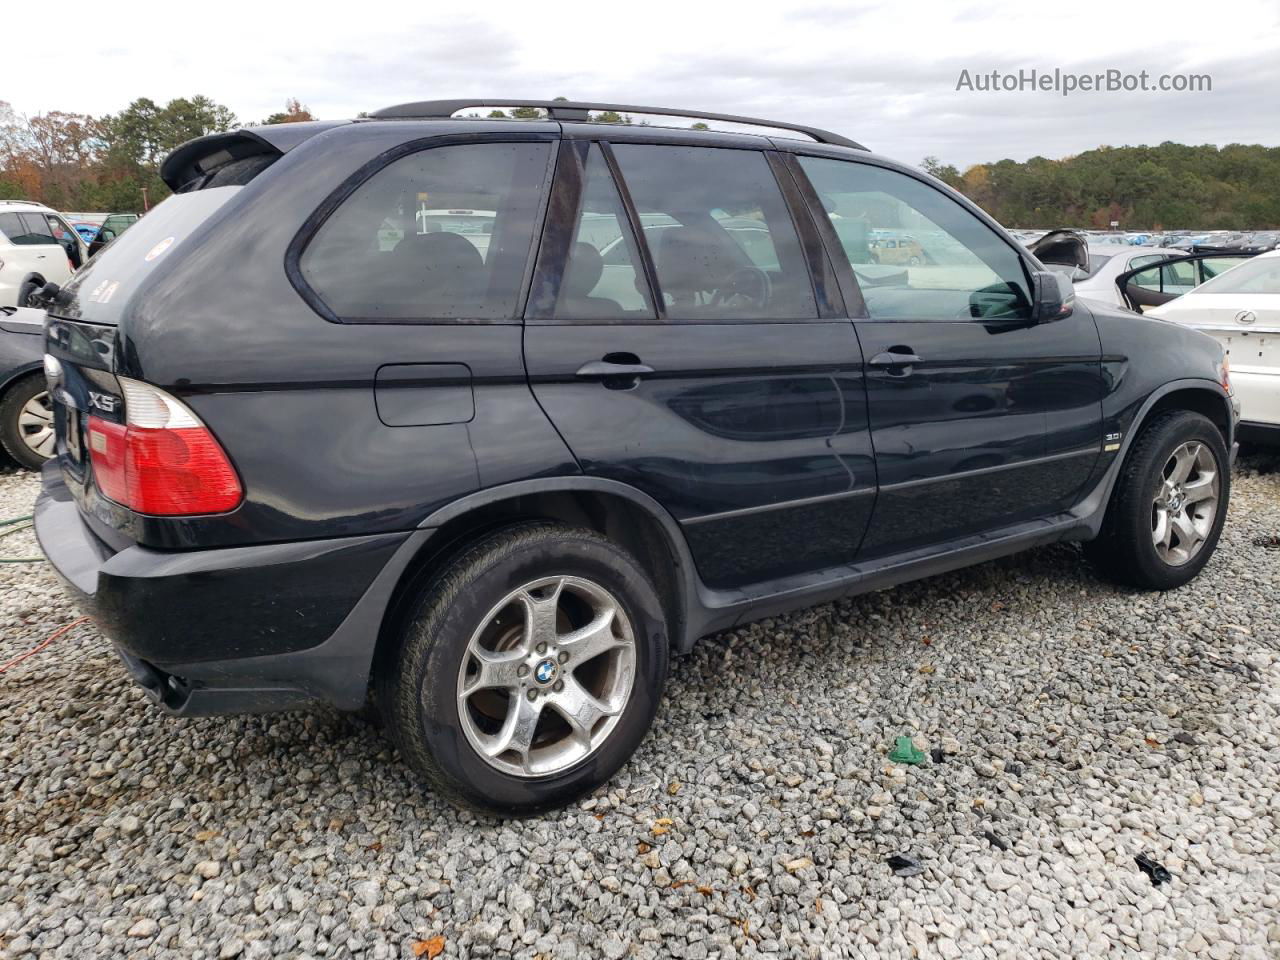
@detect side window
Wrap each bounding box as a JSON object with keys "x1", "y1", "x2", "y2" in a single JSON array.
[
  {"x1": 1131, "y1": 267, "x2": 1161, "y2": 291},
  {"x1": 553, "y1": 145, "x2": 655, "y2": 320},
  {"x1": 0, "y1": 212, "x2": 57, "y2": 246},
  {"x1": 300, "y1": 141, "x2": 552, "y2": 321},
  {"x1": 1128, "y1": 254, "x2": 1164, "y2": 271},
  {"x1": 798, "y1": 157, "x2": 1032, "y2": 321},
  {"x1": 610, "y1": 145, "x2": 816, "y2": 321},
  {"x1": 1164, "y1": 260, "x2": 1197, "y2": 293},
  {"x1": 45, "y1": 216, "x2": 73, "y2": 242},
  {"x1": 20, "y1": 214, "x2": 56, "y2": 243}
]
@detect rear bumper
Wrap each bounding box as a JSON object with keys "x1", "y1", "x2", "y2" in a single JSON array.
[
  {"x1": 35, "y1": 464, "x2": 430, "y2": 715},
  {"x1": 1232, "y1": 370, "x2": 1279, "y2": 432}
]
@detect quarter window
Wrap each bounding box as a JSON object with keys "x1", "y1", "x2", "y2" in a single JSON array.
[
  {"x1": 300, "y1": 142, "x2": 552, "y2": 321},
  {"x1": 798, "y1": 157, "x2": 1032, "y2": 321},
  {"x1": 610, "y1": 145, "x2": 816, "y2": 321}
]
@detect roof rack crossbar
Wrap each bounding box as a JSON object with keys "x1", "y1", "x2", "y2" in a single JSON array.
[{"x1": 368, "y1": 99, "x2": 866, "y2": 150}]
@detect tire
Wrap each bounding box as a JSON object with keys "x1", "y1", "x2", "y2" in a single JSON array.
[
  {"x1": 0, "y1": 374, "x2": 55, "y2": 470},
  {"x1": 16, "y1": 277, "x2": 44, "y2": 308},
  {"x1": 379, "y1": 523, "x2": 669, "y2": 815},
  {"x1": 1086, "y1": 410, "x2": 1230, "y2": 589}
]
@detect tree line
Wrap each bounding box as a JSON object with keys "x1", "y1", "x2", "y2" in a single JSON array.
[
  {"x1": 922, "y1": 142, "x2": 1280, "y2": 230},
  {"x1": 5, "y1": 94, "x2": 1276, "y2": 229},
  {"x1": 0, "y1": 97, "x2": 314, "y2": 214}
]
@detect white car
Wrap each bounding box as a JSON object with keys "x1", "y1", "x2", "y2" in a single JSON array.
[
  {"x1": 1068, "y1": 244, "x2": 1186, "y2": 307},
  {"x1": 1149, "y1": 249, "x2": 1280, "y2": 443},
  {"x1": 0, "y1": 200, "x2": 89, "y2": 307}
]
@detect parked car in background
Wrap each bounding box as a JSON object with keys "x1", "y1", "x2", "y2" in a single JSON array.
[
  {"x1": 869, "y1": 234, "x2": 924, "y2": 265},
  {"x1": 0, "y1": 305, "x2": 51, "y2": 468},
  {"x1": 86, "y1": 213, "x2": 140, "y2": 258},
  {"x1": 1117, "y1": 251, "x2": 1255, "y2": 312},
  {"x1": 36, "y1": 99, "x2": 1237, "y2": 814},
  {"x1": 1065, "y1": 244, "x2": 1188, "y2": 308},
  {"x1": 1147, "y1": 250, "x2": 1280, "y2": 444},
  {"x1": 0, "y1": 201, "x2": 88, "y2": 307}
]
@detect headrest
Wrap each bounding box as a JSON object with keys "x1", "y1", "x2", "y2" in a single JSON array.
[
  {"x1": 563, "y1": 241, "x2": 605, "y2": 298},
  {"x1": 394, "y1": 230, "x2": 484, "y2": 274},
  {"x1": 654, "y1": 226, "x2": 738, "y2": 297}
]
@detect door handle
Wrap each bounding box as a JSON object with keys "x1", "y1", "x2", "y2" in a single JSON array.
[
  {"x1": 575, "y1": 360, "x2": 655, "y2": 379},
  {"x1": 868, "y1": 350, "x2": 923, "y2": 367}
]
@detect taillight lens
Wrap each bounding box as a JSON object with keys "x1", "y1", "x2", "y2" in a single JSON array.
[
  {"x1": 86, "y1": 378, "x2": 242, "y2": 515},
  {"x1": 1220, "y1": 355, "x2": 1232, "y2": 394}
]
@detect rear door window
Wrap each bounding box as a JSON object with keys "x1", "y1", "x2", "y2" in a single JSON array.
[
  {"x1": 551, "y1": 144, "x2": 655, "y2": 320},
  {"x1": 609, "y1": 144, "x2": 817, "y2": 321},
  {"x1": 0, "y1": 212, "x2": 58, "y2": 246},
  {"x1": 299, "y1": 142, "x2": 553, "y2": 321}
]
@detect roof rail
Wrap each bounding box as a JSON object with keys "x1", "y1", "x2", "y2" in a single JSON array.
[
  {"x1": 0, "y1": 199, "x2": 46, "y2": 207},
  {"x1": 368, "y1": 99, "x2": 866, "y2": 151}
]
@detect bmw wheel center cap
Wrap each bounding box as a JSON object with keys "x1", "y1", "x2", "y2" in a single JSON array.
[{"x1": 534, "y1": 659, "x2": 558, "y2": 684}]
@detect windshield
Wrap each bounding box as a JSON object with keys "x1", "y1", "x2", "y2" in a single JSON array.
[
  {"x1": 57, "y1": 187, "x2": 242, "y2": 324},
  {"x1": 1193, "y1": 256, "x2": 1280, "y2": 295}
]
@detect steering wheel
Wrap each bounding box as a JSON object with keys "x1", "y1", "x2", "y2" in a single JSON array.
[{"x1": 711, "y1": 266, "x2": 772, "y2": 311}]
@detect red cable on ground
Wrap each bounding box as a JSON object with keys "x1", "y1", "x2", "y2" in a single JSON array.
[{"x1": 0, "y1": 616, "x2": 92, "y2": 674}]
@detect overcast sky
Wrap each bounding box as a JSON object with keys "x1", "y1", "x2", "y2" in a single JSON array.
[{"x1": 8, "y1": 0, "x2": 1280, "y2": 167}]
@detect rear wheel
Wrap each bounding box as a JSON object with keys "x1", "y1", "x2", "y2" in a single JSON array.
[
  {"x1": 0, "y1": 374, "x2": 55, "y2": 470},
  {"x1": 379, "y1": 523, "x2": 668, "y2": 814},
  {"x1": 1086, "y1": 410, "x2": 1229, "y2": 589}
]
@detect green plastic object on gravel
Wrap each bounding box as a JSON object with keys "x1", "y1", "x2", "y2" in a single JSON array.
[
  {"x1": 890, "y1": 736, "x2": 926, "y2": 765},
  {"x1": 0, "y1": 514, "x2": 41, "y2": 563}
]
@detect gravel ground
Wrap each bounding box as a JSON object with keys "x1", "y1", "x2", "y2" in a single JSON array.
[{"x1": 1, "y1": 453, "x2": 1278, "y2": 960}]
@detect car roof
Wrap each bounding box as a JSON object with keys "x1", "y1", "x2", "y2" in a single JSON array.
[{"x1": 0, "y1": 200, "x2": 54, "y2": 214}]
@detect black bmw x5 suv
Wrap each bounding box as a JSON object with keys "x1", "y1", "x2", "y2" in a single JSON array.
[{"x1": 36, "y1": 100, "x2": 1238, "y2": 813}]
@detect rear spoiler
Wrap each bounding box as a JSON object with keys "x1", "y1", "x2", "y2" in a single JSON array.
[{"x1": 160, "y1": 120, "x2": 350, "y2": 192}]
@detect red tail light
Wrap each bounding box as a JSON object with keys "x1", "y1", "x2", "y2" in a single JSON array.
[{"x1": 86, "y1": 378, "x2": 242, "y2": 516}]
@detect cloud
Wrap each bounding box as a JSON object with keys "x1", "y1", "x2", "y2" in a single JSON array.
[{"x1": 6, "y1": 0, "x2": 1278, "y2": 167}]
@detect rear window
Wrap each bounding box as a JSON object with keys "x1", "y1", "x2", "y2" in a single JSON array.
[
  {"x1": 58, "y1": 187, "x2": 242, "y2": 324},
  {"x1": 1194, "y1": 256, "x2": 1280, "y2": 295},
  {"x1": 1085, "y1": 254, "x2": 1114, "y2": 275}
]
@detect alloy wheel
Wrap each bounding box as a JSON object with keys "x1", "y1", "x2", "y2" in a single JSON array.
[
  {"x1": 455, "y1": 576, "x2": 636, "y2": 777},
  {"x1": 1151, "y1": 440, "x2": 1219, "y2": 566}
]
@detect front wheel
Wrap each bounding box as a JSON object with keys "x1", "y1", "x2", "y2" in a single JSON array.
[
  {"x1": 379, "y1": 523, "x2": 668, "y2": 815},
  {"x1": 1086, "y1": 410, "x2": 1230, "y2": 589},
  {"x1": 16, "y1": 277, "x2": 44, "y2": 308}
]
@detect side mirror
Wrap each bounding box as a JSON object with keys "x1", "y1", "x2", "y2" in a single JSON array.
[{"x1": 1030, "y1": 270, "x2": 1074, "y2": 323}]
